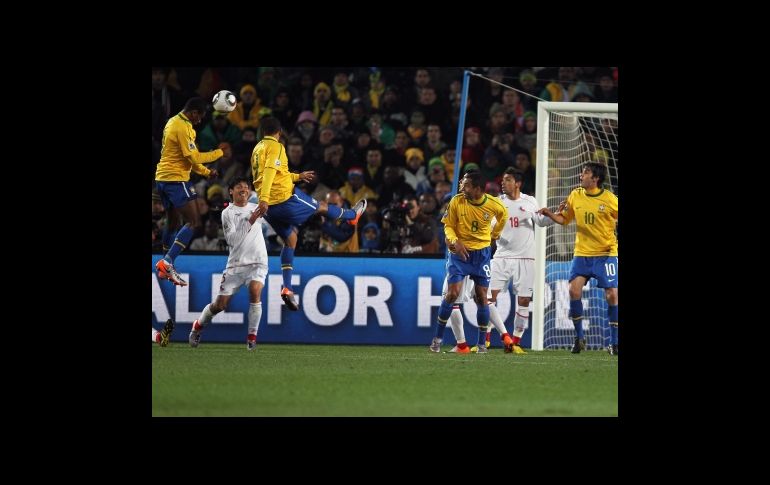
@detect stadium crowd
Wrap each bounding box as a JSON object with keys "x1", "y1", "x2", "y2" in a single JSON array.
[{"x1": 152, "y1": 66, "x2": 618, "y2": 255}]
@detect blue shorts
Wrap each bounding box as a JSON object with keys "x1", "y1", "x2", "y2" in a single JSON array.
[
  {"x1": 446, "y1": 246, "x2": 492, "y2": 288},
  {"x1": 156, "y1": 181, "x2": 198, "y2": 211},
  {"x1": 263, "y1": 187, "x2": 319, "y2": 239},
  {"x1": 569, "y1": 256, "x2": 618, "y2": 288}
]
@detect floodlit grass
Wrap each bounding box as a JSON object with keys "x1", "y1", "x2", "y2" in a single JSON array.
[{"x1": 152, "y1": 344, "x2": 617, "y2": 417}]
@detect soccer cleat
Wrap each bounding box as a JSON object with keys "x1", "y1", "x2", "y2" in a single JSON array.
[
  {"x1": 159, "y1": 318, "x2": 174, "y2": 347},
  {"x1": 349, "y1": 198, "x2": 368, "y2": 226},
  {"x1": 571, "y1": 337, "x2": 586, "y2": 354},
  {"x1": 502, "y1": 334, "x2": 514, "y2": 353},
  {"x1": 281, "y1": 287, "x2": 299, "y2": 311},
  {"x1": 608, "y1": 344, "x2": 618, "y2": 356},
  {"x1": 470, "y1": 345, "x2": 488, "y2": 354},
  {"x1": 446, "y1": 345, "x2": 470, "y2": 354},
  {"x1": 189, "y1": 320, "x2": 202, "y2": 348},
  {"x1": 155, "y1": 259, "x2": 169, "y2": 279},
  {"x1": 485, "y1": 331, "x2": 491, "y2": 348},
  {"x1": 429, "y1": 337, "x2": 442, "y2": 352},
  {"x1": 511, "y1": 345, "x2": 527, "y2": 354},
  {"x1": 247, "y1": 335, "x2": 257, "y2": 351},
  {"x1": 156, "y1": 259, "x2": 187, "y2": 286}
]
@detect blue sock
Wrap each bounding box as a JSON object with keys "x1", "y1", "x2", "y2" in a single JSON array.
[
  {"x1": 161, "y1": 225, "x2": 175, "y2": 255},
  {"x1": 435, "y1": 300, "x2": 453, "y2": 338},
  {"x1": 476, "y1": 304, "x2": 489, "y2": 345},
  {"x1": 281, "y1": 246, "x2": 295, "y2": 290},
  {"x1": 608, "y1": 305, "x2": 618, "y2": 345},
  {"x1": 166, "y1": 224, "x2": 193, "y2": 263},
  {"x1": 569, "y1": 299, "x2": 584, "y2": 339},
  {"x1": 326, "y1": 204, "x2": 356, "y2": 220}
]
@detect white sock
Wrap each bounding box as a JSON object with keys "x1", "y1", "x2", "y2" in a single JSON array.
[
  {"x1": 449, "y1": 306, "x2": 465, "y2": 343},
  {"x1": 152, "y1": 328, "x2": 159, "y2": 342},
  {"x1": 248, "y1": 302, "x2": 262, "y2": 336},
  {"x1": 488, "y1": 303, "x2": 508, "y2": 335},
  {"x1": 198, "y1": 304, "x2": 215, "y2": 328},
  {"x1": 513, "y1": 305, "x2": 530, "y2": 338}
]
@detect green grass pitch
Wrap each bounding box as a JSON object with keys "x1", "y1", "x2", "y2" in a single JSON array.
[{"x1": 152, "y1": 343, "x2": 618, "y2": 417}]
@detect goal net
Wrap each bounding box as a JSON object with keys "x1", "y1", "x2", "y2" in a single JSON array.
[{"x1": 532, "y1": 102, "x2": 618, "y2": 351}]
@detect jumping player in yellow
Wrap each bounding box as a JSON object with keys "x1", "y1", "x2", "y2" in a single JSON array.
[
  {"x1": 539, "y1": 162, "x2": 618, "y2": 355},
  {"x1": 429, "y1": 170, "x2": 507, "y2": 353},
  {"x1": 155, "y1": 97, "x2": 226, "y2": 286},
  {"x1": 251, "y1": 116, "x2": 366, "y2": 310}
]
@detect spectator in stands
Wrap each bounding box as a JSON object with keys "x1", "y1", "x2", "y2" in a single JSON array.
[
  {"x1": 359, "y1": 222, "x2": 382, "y2": 253},
  {"x1": 421, "y1": 124, "x2": 448, "y2": 161},
  {"x1": 233, "y1": 127, "x2": 258, "y2": 165},
  {"x1": 328, "y1": 105, "x2": 353, "y2": 145},
  {"x1": 417, "y1": 158, "x2": 449, "y2": 196},
  {"x1": 313, "y1": 82, "x2": 334, "y2": 126},
  {"x1": 319, "y1": 191, "x2": 359, "y2": 253},
  {"x1": 383, "y1": 130, "x2": 408, "y2": 167},
  {"x1": 407, "y1": 110, "x2": 427, "y2": 145},
  {"x1": 331, "y1": 71, "x2": 359, "y2": 110},
  {"x1": 367, "y1": 112, "x2": 395, "y2": 148},
  {"x1": 403, "y1": 147, "x2": 427, "y2": 190},
  {"x1": 190, "y1": 218, "x2": 224, "y2": 251},
  {"x1": 514, "y1": 152, "x2": 536, "y2": 195},
  {"x1": 271, "y1": 89, "x2": 297, "y2": 130},
  {"x1": 339, "y1": 167, "x2": 377, "y2": 206},
  {"x1": 376, "y1": 166, "x2": 415, "y2": 207},
  {"x1": 594, "y1": 69, "x2": 618, "y2": 103},
  {"x1": 501, "y1": 89, "x2": 525, "y2": 130},
  {"x1": 379, "y1": 85, "x2": 408, "y2": 131},
  {"x1": 364, "y1": 147, "x2": 386, "y2": 189},
  {"x1": 228, "y1": 84, "x2": 264, "y2": 130},
  {"x1": 416, "y1": 85, "x2": 449, "y2": 130},
  {"x1": 461, "y1": 127, "x2": 485, "y2": 164},
  {"x1": 518, "y1": 69, "x2": 540, "y2": 112},
  {"x1": 515, "y1": 112, "x2": 538, "y2": 155},
  {"x1": 198, "y1": 111, "x2": 242, "y2": 152},
  {"x1": 411, "y1": 68, "x2": 432, "y2": 105},
  {"x1": 319, "y1": 142, "x2": 347, "y2": 190},
  {"x1": 291, "y1": 110, "x2": 318, "y2": 148}
]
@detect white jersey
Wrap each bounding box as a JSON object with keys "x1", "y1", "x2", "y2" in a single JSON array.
[
  {"x1": 220, "y1": 202, "x2": 268, "y2": 270},
  {"x1": 493, "y1": 193, "x2": 553, "y2": 259}
]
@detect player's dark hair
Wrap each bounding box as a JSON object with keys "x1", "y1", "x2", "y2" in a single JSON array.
[
  {"x1": 183, "y1": 97, "x2": 207, "y2": 113},
  {"x1": 260, "y1": 116, "x2": 281, "y2": 136},
  {"x1": 504, "y1": 167, "x2": 524, "y2": 183},
  {"x1": 463, "y1": 170, "x2": 483, "y2": 189},
  {"x1": 229, "y1": 176, "x2": 250, "y2": 191},
  {"x1": 584, "y1": 161, "x2": 606, "y2": 186}
]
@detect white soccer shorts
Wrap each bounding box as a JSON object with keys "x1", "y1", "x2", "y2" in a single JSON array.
[
  {"x1": 217, "y1": 263, "x2": 268, "y2": 296},
  {"x1": 488, "y1": 258, "x2": 534, "y2": 297}
]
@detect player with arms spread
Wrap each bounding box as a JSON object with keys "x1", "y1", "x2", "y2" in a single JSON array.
[
  {"x1": 539, "y1": 162, "x2": 619, "y2": 355},
  {"x1": 250, "y1": 116, "x2": 366, "y2": 310}
]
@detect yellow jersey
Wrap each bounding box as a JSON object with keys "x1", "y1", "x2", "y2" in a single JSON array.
[
  {"x1": 442, "y1": 193, "x2": 507, "y2": 250},
  {"x1": 562, "y1": 187, "x2": 618, "y2": 256},
  {"x1": 252, "y1": 136, "x2": 300, "y2": 205},
  {"x1": 155, "y1": 113, "x2": 223, "y2": 182}
]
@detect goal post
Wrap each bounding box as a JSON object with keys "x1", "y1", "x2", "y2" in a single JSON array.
[{"x1": 532, "y1": 102, "x2": 618, "y2": 351}]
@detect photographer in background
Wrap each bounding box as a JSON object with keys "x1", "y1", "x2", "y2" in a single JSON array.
[
  {"x1": 401, "y1": 196, "x2": 439, "y2": 254},
  {"x1": 381, "y1": 196, "x2": 438, "y2": 254}
]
